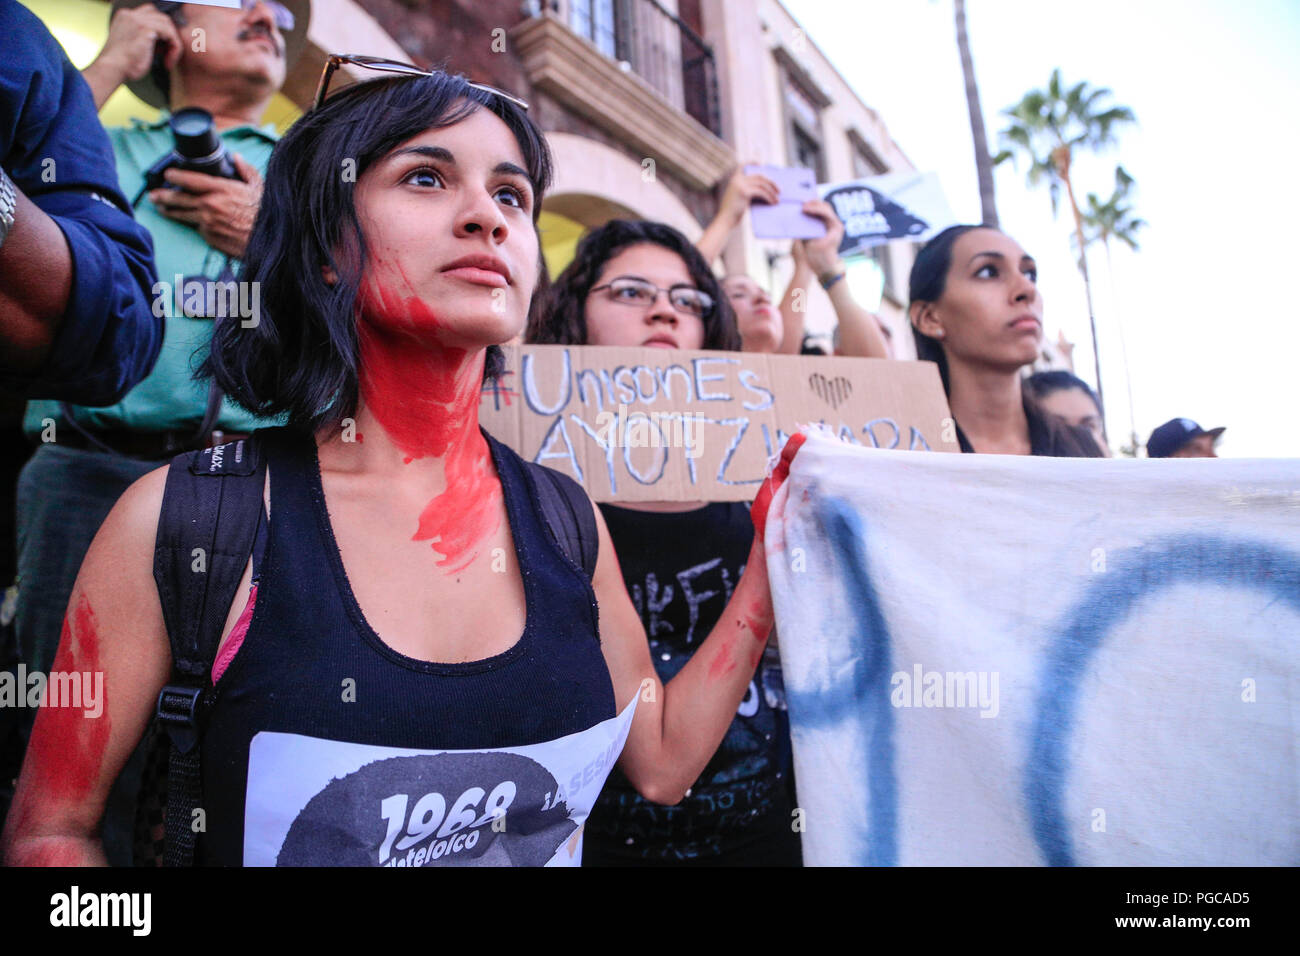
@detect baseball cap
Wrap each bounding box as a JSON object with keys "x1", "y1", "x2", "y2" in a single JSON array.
[{"x1": 1146, "y1": 418, "x2": 1226, "y2": 458}]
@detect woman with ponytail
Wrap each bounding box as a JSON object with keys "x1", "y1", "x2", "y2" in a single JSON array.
[{"x1": 908, "y1": 225, "x2": 1103, "y2": 457}]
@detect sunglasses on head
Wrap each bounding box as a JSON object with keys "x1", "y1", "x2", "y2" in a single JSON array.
[{"x1": 312, "y1": 54, "x2": 530, "y2": 113}]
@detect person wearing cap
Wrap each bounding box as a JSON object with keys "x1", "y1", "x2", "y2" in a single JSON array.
[
  {"x1": 1147, "y1": 418, "x2": 1226, "y2": 458},
  {"x1": 8, "y1": 0, "x2": 309, "y2": 868}
]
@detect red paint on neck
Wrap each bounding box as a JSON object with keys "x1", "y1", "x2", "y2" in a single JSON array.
[
  {"x1": 356, "y1": 281, "x2": 501, "y2": 572},
  {"x1": 18, "y1": 593, "x2": 112, "y2": 821}
]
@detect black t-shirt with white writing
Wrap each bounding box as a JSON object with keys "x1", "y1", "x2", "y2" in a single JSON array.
[{"x1": 583, "y1": 503, "x2": 802, "y2": 866}]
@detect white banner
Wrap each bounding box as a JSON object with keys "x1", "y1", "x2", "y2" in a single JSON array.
[{"x1": 766, "y1": 433, "x2": 1299, "y2": 865}]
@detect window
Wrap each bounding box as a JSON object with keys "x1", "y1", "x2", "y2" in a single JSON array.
[
  {"x1": 570, "y1": 0, "x2": 619, "y2": 59},
  {"x1": 775, "y1": 48, "x2": 830, "y2": 181},
  {"x1": 784, "y1": 88, "x2": 825, "y2": 179},
  {"x1": 791, "y1": 126, "x2": 824, "y2": 181},
  {"x1": 851, "y1": 146, "x2": 883, "y2": 180}
]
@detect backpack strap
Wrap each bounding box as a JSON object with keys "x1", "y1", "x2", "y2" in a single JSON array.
[
  {"x1": 521, "y1": 459, "x2": 599, "y2": 580},
  {"x1": 151, "y1": 435, "x2": 266, "y2": 866}
]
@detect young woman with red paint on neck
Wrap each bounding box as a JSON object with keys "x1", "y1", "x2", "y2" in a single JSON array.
[
  {"x1": 908, "y1": 225, "x2": 1103, "y2": 457},
  {"x1": 527, "y1": 219, "x2": 804, "y2": 867},
  {"x1": 1, "y1": 70, "x2": 796, "y2": 868}
]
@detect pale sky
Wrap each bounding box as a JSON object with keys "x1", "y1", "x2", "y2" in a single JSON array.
[{"x1": 784, "y1": 0, "x2": 1300, "y2": 457}]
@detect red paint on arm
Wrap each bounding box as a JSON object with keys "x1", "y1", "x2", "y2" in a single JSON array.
[
  {"x1": 707, "y1": 593, "x2": 775, "y2": 684},
  {"x1": 736, "y1": 589, "x2": 774, "y2": 645},
  {"x1": 11, "y1": 594, "x2": 112, "y2": 840},
  {"x1": 707, "y1": 637, "x2": 740, "y2": 682},
  {"x1": 11, "y1": 842, "x2": 86, "y2": 867}
]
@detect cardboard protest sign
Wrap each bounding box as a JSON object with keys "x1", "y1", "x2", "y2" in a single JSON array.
[
  {"x1": 479, "y1": 345, "x2": 958, "y2": 502},
  {"x1": 819, "y1": 171, "x2": 955, "y2": 258}
]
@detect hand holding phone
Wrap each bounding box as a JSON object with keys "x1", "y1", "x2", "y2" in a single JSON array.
[{"x1": 103, "y1": 2, "x2": 183, "y2": 85}]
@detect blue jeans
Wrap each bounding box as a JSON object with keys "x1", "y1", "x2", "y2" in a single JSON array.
[{"x1": 11, "y1": 442, "x2": 159, "y2": 866}]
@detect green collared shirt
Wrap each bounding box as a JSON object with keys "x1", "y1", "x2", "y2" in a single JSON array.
[{"x1": 25, "y1": 115, "x2": 282, "y2": 437}]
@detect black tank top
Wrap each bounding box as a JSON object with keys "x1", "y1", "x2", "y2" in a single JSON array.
[
  {"x1": 582, "y1": 503, "x2": 801, "y2": 865},
  {"x1": 198, "y1": 426, "x2": 617, "y2": 866}
]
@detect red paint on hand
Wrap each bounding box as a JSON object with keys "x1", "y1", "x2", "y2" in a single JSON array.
[{"x1": 750, "y1": 431, "x2": 807, "y2": 541}]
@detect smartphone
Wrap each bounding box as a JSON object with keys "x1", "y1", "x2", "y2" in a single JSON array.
[{"x1": 745, "y1": 164, "x2": 827, "y2": 240}]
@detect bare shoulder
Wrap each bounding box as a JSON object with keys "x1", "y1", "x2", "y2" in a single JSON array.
[
  {"x1": 75, "y1": 464, "x2": 169, "y2": 621},
  {"x1": 105, "y1": 464, "x2": 170, "y2": 538}
]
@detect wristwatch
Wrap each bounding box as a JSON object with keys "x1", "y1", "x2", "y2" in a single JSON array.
[{"x1": 0, "y1": 167, "x2": 17, "y2": 250}]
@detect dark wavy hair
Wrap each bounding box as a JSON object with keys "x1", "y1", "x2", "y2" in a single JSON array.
[
  {"x1": 909, "y1": 225, "x2": 1103, "y2": 456},
  {"x1": 527, "y1": 219, "x2": 740, "y2": 350},
  {"x1": 1025, "y1": 369, "x2": 1101, "y2": 413},
  {"x1": 202, "y1": 70, "x2": 552, "y2": 430}
]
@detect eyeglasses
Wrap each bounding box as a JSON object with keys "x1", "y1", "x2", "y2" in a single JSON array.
[
  {"x1": 157, "y1": 0, "x2": 295, "y2": 31},
  {"x1": 312, "y1": 54, "x2": 530, "y2": 113},
  {"x1": 242, "y1": 0, "x2": 295, "y2": 30},
  {"x1": 589, "y1": 277, "x2": 715, "y2": 319}
]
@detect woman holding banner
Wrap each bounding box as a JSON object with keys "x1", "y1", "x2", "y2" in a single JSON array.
[
  {"x1": 2, "y1": 67, "x2": 797, "y2": 868},
  {"x1": 529, "y1": 220, "x2": 804, "y2": 867},
  {"x1": 908, "y1": 225, "x2": 1104, "y2": 457}
]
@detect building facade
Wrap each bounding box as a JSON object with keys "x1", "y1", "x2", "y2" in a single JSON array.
[{"x1": 36, "y1": 0, "x2": 925, "y2": 355}]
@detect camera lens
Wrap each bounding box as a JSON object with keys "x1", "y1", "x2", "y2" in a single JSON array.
[{"x1": 170, "y1": 107, "x2": 222, "y2": 161}]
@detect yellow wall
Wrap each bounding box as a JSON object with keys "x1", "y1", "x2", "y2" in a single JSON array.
[{"x1": 538, "y1": 209, "x2": 587, "y2": 280}]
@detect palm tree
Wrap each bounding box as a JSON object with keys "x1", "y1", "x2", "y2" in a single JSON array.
[
  {"x1": 996, "y1": 69, "x2": 1135, "y2": 433},
  {"x1": 954, "y1": 0, "x2": 998, "y2": 227},
  {"x1": 1080, "y1": 166, "x2": 1147, "y2": 454}
]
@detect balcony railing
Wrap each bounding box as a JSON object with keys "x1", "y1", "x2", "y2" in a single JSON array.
[{"x1": 534, "y1": 0, "x2": 721, "y2": 137}]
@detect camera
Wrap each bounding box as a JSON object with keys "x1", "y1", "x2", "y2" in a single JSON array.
[{"x1": 142, "y1": 107, "x2": 242, "y2": 191}]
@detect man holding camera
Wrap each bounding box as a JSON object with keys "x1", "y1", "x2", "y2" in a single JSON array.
[{"x1": 9, "y1": 0, "x2": 309, "y2": 866}]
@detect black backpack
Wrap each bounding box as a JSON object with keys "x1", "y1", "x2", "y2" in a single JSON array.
[{"x1": 133, "y1": 431, "x2": 598, "y2": 866}]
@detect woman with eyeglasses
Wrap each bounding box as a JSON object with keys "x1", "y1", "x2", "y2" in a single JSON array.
[
  {"x1": 527, "y1": 220, "x2": 804, "y2": 867},
  {"x1": 1, "y1": 68, "x2": 797, "y2": 867}
]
